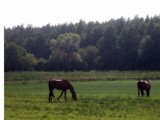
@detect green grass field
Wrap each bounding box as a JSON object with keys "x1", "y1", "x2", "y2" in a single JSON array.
[{"x1": 5, "y1": 71, "x2": 160, "y2": 120}]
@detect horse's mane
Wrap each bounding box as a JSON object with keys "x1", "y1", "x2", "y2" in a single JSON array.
[{"x1": 62, "y1": 79, "x2": 74, "y2": 91}]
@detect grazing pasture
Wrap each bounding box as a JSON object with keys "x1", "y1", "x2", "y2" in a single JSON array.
[{"x1": 5, "y1": 71, "x2": 160, "y2": 120}]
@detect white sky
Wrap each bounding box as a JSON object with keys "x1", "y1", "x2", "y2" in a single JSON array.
[{"x1": 1, "y1": 0, "x2": 160, "y2": 28}]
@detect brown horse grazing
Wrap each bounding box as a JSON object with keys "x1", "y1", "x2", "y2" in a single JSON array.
[
  {"x1": 137, "y1": 80, "x2": 151, "y2": 97},
  {"x1": 48, "y1": 79, "x2": 77, "y2": 102}
]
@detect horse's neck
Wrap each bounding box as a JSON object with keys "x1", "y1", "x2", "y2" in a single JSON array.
[{"x1": 68, "y1": 84, "x2": 75, "y2": 94}]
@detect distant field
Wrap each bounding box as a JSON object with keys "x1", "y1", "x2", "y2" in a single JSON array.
[
  {"x1": 5, "y1": 71, "x2": 160, "y2": 120},
  {"x1": 5, "y1": 71, "x2": 160, "y2": 82}
]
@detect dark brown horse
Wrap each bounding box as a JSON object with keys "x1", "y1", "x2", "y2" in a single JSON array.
[
  {"x1": 137, "y1": 80, "x2": 151, "y2": 97},
  {"x1": 48, "y1": 79, "x2": 77, "y2": 102}
]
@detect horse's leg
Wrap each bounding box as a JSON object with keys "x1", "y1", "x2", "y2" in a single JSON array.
[
  {"x1": 49, "y1": 92, "x2": 51, "y2": 102},
  {"x1": 64, "y1": 91, "x2": 67, "y2": 101},
  {"x1": 49, "y1": 91, "x2": 53, "y2": 102},
  {"x1": 140, "y1": 89, "x2": 144, "y2": 96},
  {"x1": 57, "y1": 91, "x2": 63, "y2": 100},
  {"x1": 146, "y1": 89, "x2": 150, "y2": 97},
  {"x1": 138, "y1": 88, "x2": 140, "y2": 97},
  {"x1": 49, "y1": 89, "x2": 55, "y2": 102}
]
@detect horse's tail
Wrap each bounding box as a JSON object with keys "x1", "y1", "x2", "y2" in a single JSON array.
[
  {"x1": 137, "y1": 81, "x2": 140, "y2": 97},
  {"x1": 48, "y1": 80, "x2": 52, "y2": 91},
  {"x1": 48, "y1": 80, "x2": 54, "y2": 102}
]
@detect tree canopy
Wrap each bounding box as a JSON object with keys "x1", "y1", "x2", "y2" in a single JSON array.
[{"x1": 4, "y1": 15, "x2": 160, "y2": 71}]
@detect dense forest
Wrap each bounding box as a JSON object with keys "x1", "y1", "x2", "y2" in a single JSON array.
[{"x1": 4, "y1": 15, "x2": 160, "y2": 71}]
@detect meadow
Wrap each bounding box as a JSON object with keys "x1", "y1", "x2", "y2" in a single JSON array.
[{"x1": 5, "y1": 71, "x2": 160, "y2": 120}]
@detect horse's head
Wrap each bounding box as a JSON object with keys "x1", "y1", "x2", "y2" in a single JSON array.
[{"x1": 72, "y1": 91, "x2": 77, "y2": 101}]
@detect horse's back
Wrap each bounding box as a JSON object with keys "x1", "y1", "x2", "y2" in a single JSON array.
[
  {"x1": 137, "y1": 80, "x2": 151, "y2": 89},
  {"x1": 49, "y1": 79, "x2": 71, "y2": 90}
]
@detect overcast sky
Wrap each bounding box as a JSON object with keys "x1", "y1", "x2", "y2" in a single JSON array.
[{"x1": 1, "y1": 0, "x2": 160, "y2": 28}]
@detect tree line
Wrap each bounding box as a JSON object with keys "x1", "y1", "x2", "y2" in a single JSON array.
[{"x1": 4, "y1": 15, "x2": 160, "y2": 71}]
